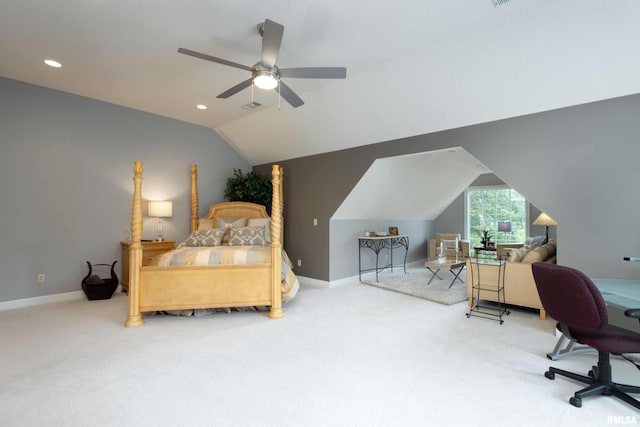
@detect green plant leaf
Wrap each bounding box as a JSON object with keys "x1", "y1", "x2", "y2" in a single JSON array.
[{"x1": 224, "y1": 169, "x2": 272, "y2": 214}]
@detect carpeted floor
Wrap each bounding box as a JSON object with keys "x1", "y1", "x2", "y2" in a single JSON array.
[
  {"x1": 360, "y1": 265, "x2": 468, "y2": 305},
  {"x1": 2, "y1": 272, "x2": 638, "y2": 426}
]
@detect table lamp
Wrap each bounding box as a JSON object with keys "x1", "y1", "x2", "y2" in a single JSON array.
[
  {"x1": 532, "y1": 212, "x2": 557, "y2": 244},
  {"x1": 148, "y1": 200, "x2": 173, "y2": 241}
]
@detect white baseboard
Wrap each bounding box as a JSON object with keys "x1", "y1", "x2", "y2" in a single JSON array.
[
  {"x1": 297, "y1": 275, "x2": 330, "y2": 288},
  {"x1": 297, "y1": 274, "x2": 364, "y2": 287},
  {"x1": 299, "y1": 259, "x2": 427, "y2": 288},
  {"x1": 1, "y1": 263, "x2": 427, "y2": 310},
  {"x1": 0, "y1": 291, "x2": 86, "y2": 311}
]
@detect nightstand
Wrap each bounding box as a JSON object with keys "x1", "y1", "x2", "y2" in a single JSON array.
[{"x1": 120, "y1": 240, "x2": 175, "y2": 292}]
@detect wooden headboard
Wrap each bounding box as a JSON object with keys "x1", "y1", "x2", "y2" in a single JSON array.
[
  {"x1": 188, "y1": 164, "x2": 284, "y2": 245},
  {"x1": 204, "y1": 201, "x2": 268, "y2": 221}
]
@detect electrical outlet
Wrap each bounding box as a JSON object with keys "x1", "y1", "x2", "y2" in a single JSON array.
[
  {"x1": 37, "y1": 274, "x2": 45, "y2": 283},
  {"x1": 297, "y1": 259, "x2": 302, "y2": 267},
  {"x1": 313, "y1": 218, "x2": 318, "y2": 226}
]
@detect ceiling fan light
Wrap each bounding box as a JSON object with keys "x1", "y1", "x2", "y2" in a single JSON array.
[{"x1": 253, "y1": 72, "x2": 278, "y2": 90}]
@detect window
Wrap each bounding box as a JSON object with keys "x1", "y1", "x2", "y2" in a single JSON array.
[{"x1": 465, "y1": 186, "x2": 527, "y2": 248}]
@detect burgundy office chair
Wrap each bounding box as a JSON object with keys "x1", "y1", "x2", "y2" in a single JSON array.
[{"x1": 532, "y1": 262, "x2": 640, "y2": 409}]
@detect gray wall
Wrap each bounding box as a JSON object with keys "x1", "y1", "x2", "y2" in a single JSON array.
[
  {"x1": 0, "y1": 77, "x2": 251, "y2": 302},
  {"x1": 256, "y1": 92, "x2": 640, "y2": 282},
  {"x1": 329, "y1": 219, "x2": 432, "y2": 281}
]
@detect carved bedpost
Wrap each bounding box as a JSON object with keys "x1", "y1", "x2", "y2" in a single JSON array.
[
  {"x1": 191, "y1": 164, "x2": 199, "y2": 233},
  {"x1": 279, "y1": 166, "x2": 284, "y2": 243},
  {"x1": 269, "y1": 164, "x2": 284, "y2": 319},
  {"x1": 125, "y1": 161, "x2": 145, "y2": 327}
]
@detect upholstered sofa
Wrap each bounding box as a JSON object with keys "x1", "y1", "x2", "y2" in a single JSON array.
[
  {"x1": 428, "y1": 233, "x2": 470, "y2": 261},
  {"x1": 466, "y1": 239, "x2": 557, "y2": 320}
]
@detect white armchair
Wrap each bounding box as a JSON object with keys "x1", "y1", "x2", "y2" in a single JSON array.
[{"x1": 428, "y1": 233, "x2": 470, "y2": 261}]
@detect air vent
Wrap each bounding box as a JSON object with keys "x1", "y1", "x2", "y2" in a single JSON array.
[
  {"x1": 492, "y1": 0, "x2": 513, "y2": 6},
  {"x1": 241, "y1": 101, "x2": 262, "y2": 110}
]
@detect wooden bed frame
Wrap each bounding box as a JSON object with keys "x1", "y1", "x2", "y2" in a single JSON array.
[{"x1": 124, "y1": 162, "x2": 284, "y2": 327}]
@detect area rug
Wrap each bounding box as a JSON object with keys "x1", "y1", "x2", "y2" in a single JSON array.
[{"x1": 360, "y1": 267, "x2": 468, "y2": 305}]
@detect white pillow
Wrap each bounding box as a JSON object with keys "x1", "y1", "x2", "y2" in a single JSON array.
[
  {"x1": 217, "y1": 217, "x2": 247, "y2": 229},
  {"x1": 197, "y1": 219, "x2": 214, "y2": 230},
  {"x1": 508, "y1": 249, "x2": 523, "y2": 263},
  {"x1": 217, "y1": 217, "x2": 248, "y2": 244},
  {"x1": 247, "y1": 217, "x2": 271, "y2": 243}
]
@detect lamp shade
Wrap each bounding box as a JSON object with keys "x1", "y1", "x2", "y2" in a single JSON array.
[
  {"x1": 498, "y1": 221, "x2": 512, "y2": 232},
  {"x1": 148, "y1": 200, "x2": 173, "y2": 218},
  {"x1": 532, "y1": 212, "x2": 557, "y2": 226}
]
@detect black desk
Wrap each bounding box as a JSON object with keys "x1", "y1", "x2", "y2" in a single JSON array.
[{"x1": 358, "y1": 235, "x2": 409, "y2": 282}]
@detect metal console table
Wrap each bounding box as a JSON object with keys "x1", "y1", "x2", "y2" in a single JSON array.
[
  {"x1": 358, "y1": 235, "x2": 409, "y2": 282},
  {"x1": 466, "y1": 256, "x2": 510, "y2": 324}
]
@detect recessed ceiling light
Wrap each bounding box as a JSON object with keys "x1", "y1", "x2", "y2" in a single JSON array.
[
  {"x1": 196, "y1": 104, "x2": 207, "y2": 110},
  {"x1": 44, "y1": 59, "x2": 62, "y2": 68}
]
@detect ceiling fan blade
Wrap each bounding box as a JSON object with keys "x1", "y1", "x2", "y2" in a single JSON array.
[
  {"x1": 279, "y1": 67, "x2": 347, "y2": 79},
  {"x1": 278, "y1": 81, "x2": 304, "y2": 108},
  {"x1": 178, "y1": 47, "x2": 254, "y2": 72},
  {"x1": 260, "y1": 19, "x2": 284, "y2": 68},
  {"x1": 217, "y1": 78, "x2": 253, "y2": 99}
]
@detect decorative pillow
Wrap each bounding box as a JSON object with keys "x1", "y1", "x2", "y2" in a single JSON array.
[
  {"x1": 217, "y1": 217, "x2": 248, "y2": 243},
  {"x1": 248, "y1": 217, "x2": 271, "y2": 243},
  {"x1": 524, "y1": 236, "x2": 546, "y2": 248},
  {"x1": 183, "y1": 229, "x2": 226, "y2": 247},
  {"x1": 197, "y1": 218, "x2": 214, "y2": 230},
  {"x1": 521, "y1": 243, "x2": 553, "y2": 264},
  {"x1": 217, "y1": 217, "x2": 247, "y2": 230},
  {"x1": 508, "y1": 249, "x2": 523, "y2": 263},
  {"x1": 228, "y1": 226, "x2": 267, "y2": 246},
  {"x1": 508, "y1": 246, "x2": 529, "y2": 263}
]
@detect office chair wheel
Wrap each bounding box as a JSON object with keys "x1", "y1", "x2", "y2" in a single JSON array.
[
  {"x1": 545, "y1": 371, "x2": 555, "y2": 380},
  {"x1": 588, "y1": 367, "x2": 597, "y2": 378},
  {"x1": 570, "y1": 397, "x2": 582, "y2": 408}
]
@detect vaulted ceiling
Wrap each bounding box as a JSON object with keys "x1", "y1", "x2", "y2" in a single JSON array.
[
  {"x1": 2, "y1": 1, "x2": 640, "y2": 165},
  {"x1": 332, "y1": 148, "x2": 490, "y2": 220}
]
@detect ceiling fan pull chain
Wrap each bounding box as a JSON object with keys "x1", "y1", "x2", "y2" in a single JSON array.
[
  {"x1": 277, "y1": 84, "x2": 281, "y2": 110},
  {"x1": 251, "y1": 82, "x2": 254, "y2": 105}
]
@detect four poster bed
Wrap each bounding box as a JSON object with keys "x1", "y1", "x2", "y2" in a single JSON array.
[{"x1": 124, "y1": 162, "x2": 298, "y2": 327}]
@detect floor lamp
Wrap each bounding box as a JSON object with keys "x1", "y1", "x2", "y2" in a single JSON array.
[
  {"x1": 497, "y1": 221, "x2": 512, "y2": 243},
  {"x1": 532, "y1": 212, "x2": 557, "y2": 244}
]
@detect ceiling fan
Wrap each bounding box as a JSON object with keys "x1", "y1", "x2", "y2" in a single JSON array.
[{"x1": 178, "y1": 19, "x2": 347, "y2": 108}]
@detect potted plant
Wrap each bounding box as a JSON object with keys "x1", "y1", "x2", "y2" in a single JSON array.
[
  {"x1": 224, "y1": 169, "x2": 272, "y2": 213},
  {"x1": 481, "y1": 229, "x2": 493, "y2": 247}
]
